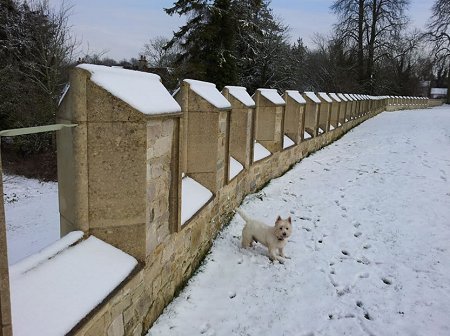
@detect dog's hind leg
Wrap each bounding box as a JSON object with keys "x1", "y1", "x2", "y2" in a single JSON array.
[{"x1": 241, "y1": 227, "x2": 253, "y2": 248}]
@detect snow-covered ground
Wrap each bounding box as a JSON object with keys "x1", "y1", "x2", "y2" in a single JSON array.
[
  {"x1": 148, "y1": 106, "x2": 450, "y2": 336},
  {"x1": 3, "y1": 175, "x2": 60, "y2": 265}
]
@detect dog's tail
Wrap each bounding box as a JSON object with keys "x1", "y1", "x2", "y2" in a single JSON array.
[{"x1": 235, "y1": 208, "x2": 250, "y2": 222}]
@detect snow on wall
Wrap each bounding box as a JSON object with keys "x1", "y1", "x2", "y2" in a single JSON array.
[
  {"x1": 283, "y1": 135, "x2": 295, "y2": 149},
  {"x1": 328, "y1": 93, "x2": 341, "y2": 102},
  {"x1": 184, "y1": 79, "x2": 231, "y2": 109},
  {"x1": 229, "y1": 156, "x2": 244, "y2": 180},
  {"x1": 181, "y1": 176, "x2": 213, "y2": 225},
  {"x1": 58, "y1": 83, "x2": 70, "y2": 106},
  {"x1": 253, "y1": 142, "x2": 271, "y2": 162},
  {"x1": 10, "y1": 236, "x2": 138, "y2": 336},
  {"x1": 224, "y1": 86, "x2": 255, "y2": 107},
  {"x1": 256, "y1": 89, "x2": 285, "y2": 105},
  {"x1": 9, "y1": 231, "x2": 83, "y2": 277},
  {"x1": 337, "y1": 93, "x2": 348, "y2": 101},
  {"x1": 318, "y1": 92, "x2": 333, "y2": 103},
  {"x1": 304, "y1": 131, "x2": 312, "y2": 139},
  {"x1": 77, "y1": 64, "x2": 181, "y2": 115},
  {"x1": 304, "y1": 92, "x2": 321, "y2": 104},
  {"x1": 344, "y1": 94, "x2": 353, "y2": 101},
  {"x1": 286, "y1": 90, "x2": 306, "y2": 104}
]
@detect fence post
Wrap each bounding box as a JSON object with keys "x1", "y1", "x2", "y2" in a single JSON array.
[
  {"x1": 283, "y1": 91, "x2": 306, "y2": 143},
  {"x1": 253, "y1": 89, "x2": 285, "y2": 153},
  {"x1": 222, "y1": 86, "x2": 254, "y2": 171},
  {"x1": 57, "y1": 65, "x2": 182, "y2": 262},
  {"x1": 0, "y1": 146, "x2": 12, "y2": 336},
  {"x1": 302, "y1": 92, "x2": 321, "y2": 138}
]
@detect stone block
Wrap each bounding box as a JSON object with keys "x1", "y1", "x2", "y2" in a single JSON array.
[
  {"x1": 107, "y1": 315, "x2": 124, "y2": 336},
  {"x1": 87, "y1": 121, "x2": 147, "y2": 229},
  {"x1": 90, "y1": 223, "x2": 146, "y2": 262}
]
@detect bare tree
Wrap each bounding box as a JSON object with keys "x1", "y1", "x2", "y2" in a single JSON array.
[
  {"x1": 331, "y1": 0, "x2": 365, "y2": 83},
  {"x1": 16, "y1": 0, "x2": 77, "y2": 110},
  {"x1": 142, "y1": 36, "x2": 179, "y2": 68},
  {"x1": 0, "y1": 0, "x2": 77, "y2": 156},
  {"x1": 331, "y1": 0, "x2": 409, "y2": 93},
  {"x1": 427, "y1": 0, "x2": 450, "y2": 103}
]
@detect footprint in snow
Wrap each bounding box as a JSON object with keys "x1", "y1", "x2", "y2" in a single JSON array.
[
  {"x1": 355, "y1": 302, "x2": 373, "y2": 321},
  {"x1": 300, "y1": 332, "x2": 315, "y2": 336},
  {"x1": 354, "y1": 232, "x2": 362, "y2": 238},
  {"x1": 200, "y1": 323, "x2": 212, "y2": 334},
  {"x1": 356, "y1": 257, "x2": 371, "y2": 265},
  {"x1": 364, "y1": 312, "x2": 373, "y2": 320},
  {"x1": 382, "y1": 278, "x2": 392, "y2": 285},
  {"x1": 336, "y1": 285, "x2": 351, "y2": 296},
  {"x1": 228, "y1": 291, "x2": 237, "y2": 299}
]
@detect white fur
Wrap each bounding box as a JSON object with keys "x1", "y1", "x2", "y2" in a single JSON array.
[{"x1": 237, "y1": 209, "x2": 292, "y2": 263}]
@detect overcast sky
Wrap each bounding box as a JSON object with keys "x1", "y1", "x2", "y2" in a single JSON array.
[{"x1": 49, "y1": 0, "x2": 435, "y2": 61}]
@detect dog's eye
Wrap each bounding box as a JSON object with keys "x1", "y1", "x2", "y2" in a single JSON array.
[{"x1": 279, "y1": 227, "x2": 282, "y2": 230}]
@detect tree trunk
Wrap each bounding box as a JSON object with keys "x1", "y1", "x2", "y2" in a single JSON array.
[
  {"x1": 367, "y1": 0, "x2": 378, "y2": 94},
  {"x1": 447, "y1": 64, "x2": 450, "y2": 104},
  {"x1": 357, "y1": 0, "x2": 365, "y2": 84}
]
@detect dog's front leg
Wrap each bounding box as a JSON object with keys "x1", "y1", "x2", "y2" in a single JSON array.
[
  {"x1": 278, "y1": 248, "x2": 290, "y2": 259},
  {"x1": 269, "y1": 248, "x2": 284, "y2": 264}
]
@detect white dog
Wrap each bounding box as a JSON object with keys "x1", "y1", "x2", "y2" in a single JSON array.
[{"x1": 237, "y1": 209, "x2": 292, "y2": 263}]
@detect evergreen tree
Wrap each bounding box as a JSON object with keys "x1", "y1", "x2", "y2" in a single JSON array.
[
  {"x1": 164, "y1": 0, "x2": 287, "y2": 90},
  {"x1": 165, "y1": 0, "x2": 237, "y2": 88},
  {"x1": 234, "y1": 0, "x2": 290, "y2": 91}
]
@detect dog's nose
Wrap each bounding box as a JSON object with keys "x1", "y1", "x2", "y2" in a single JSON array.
[{"x1": 283, "y1": 232, "x2": 287, "y2": 236}]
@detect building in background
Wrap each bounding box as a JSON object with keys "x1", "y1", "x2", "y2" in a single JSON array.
[{"x1": 430, "y1": 88, "x2": 448, "y2": 99}]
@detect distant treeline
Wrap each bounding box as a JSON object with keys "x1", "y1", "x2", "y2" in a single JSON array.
[{"x1": 0, "y1": 0, "x2": 449, "y2": 177}]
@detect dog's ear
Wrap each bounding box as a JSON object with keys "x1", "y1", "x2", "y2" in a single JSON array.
[
  {"x1": 276, "y1": 215, "x2": 281, "y2": 222},
  {"x1": 287, "y1": 216, "x2": 292, "y2": 224}
]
